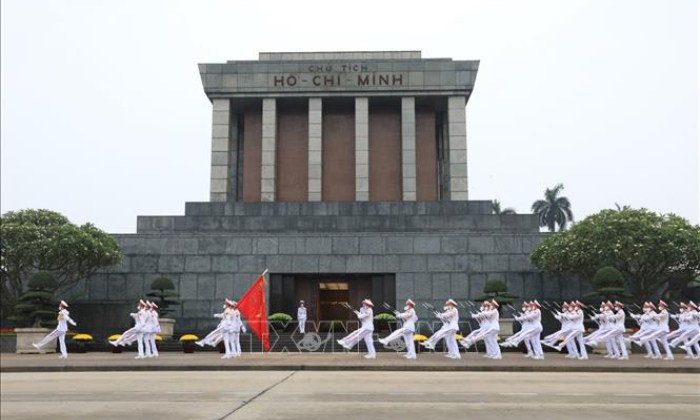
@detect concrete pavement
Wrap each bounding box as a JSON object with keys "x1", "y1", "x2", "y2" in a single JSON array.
[
  {"x1": 2, "y1": 371, "x2": 699, "y2": 420},
  {"x1": 1, "y1": 351, "x2": 698, "y2": 373}
]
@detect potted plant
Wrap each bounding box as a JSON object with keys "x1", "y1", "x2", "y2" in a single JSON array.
[
  {"x1": 374, "y1": 312, "x2": 397, "y2": 332},
  {"x1": 107, "y1": 334, "x2": 123, "y2": 353},
  {"x1": 146, "y1": 276, "x2": 180, "y2": 339},
  {"x1": 72, "y1": 333, "x2": 93, "y2": 353},
  {"x1": 268, "y1": 312, "x2": 293, "y2": 333},
  {"x1": 11, "y1": 271, "x2": 59, "y2": 354},
  {"x1": 413, "y1": 334, "x2": 428, "y2": 353},
  {"x1": 0, "y1": 328, "x2": 17, "y2": 353},
  {"x1": 179, "y1": 334, "x2": 198, "y2": 353},
  {"x1": 476, "y1": 279, "x2": 518, "y2": 336}
]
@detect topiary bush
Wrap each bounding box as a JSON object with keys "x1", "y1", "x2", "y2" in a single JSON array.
[
  {"x1": 374, "y1": 312, "x2": 397, "y2": 322},
  {"x1": 146, "y1": 276, "x2": 180, "y2": 317},
  {"x1": 476, "y1": 279, "x2": 518, "y2": 309},
  {"x1": 584, "y1": 266, "x2": 630, "y2": 302},
  {"x1": 10, "y1": 271, "x2": 58, "y2": 328},
  {"x1": 268, "y1": 313, "x2": 293, "y2": 322}
]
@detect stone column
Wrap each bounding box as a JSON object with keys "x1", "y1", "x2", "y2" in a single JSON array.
[
  {"x1": 447, "y1": 96, "x2": 468, "y2": 200},
  {"x1": 355, "y1": 97, "x2": 369, "y2": 201},
  {"x1": 308, "y1": 98, "x2": 322, "y2": 201},
  {"x1": 261, "y1": 98, "x2": 277, "y2": 202},
  {"x1": 210, "y1": 99, "x2": 231, "y2": 202},
  {"x1": 401, "y1": 97, "x2": 417, "y2": 201}
]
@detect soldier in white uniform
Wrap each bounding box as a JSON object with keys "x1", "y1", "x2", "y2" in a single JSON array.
[
  {"x1": 297, "y1": 300, "x2": 307, "y2": 334},
  {"x1": 229, "y1": 299, "x2": 247, "y2": 357},
  {"x1": 570, "y1": 301, "x2": 588, "y2": 359},
  {"x1": 610, "y1": 301, "x2": 629, "y2": 360},
  {"x1": 422, "y1": 299, "x2": 461, "y2": 359},
  {"x1": 337, "y1": 299, "x2": 376, "y2": 359},
  {"x1": 678, "y1": 301, "x2": 700, "y2": 357},
  {"x1": 585, "y1": 301, "x2": 620, "y2": 359},
  {"x1": 110, "y1": 300, "x2": 148, "y2": 359},
  {"x1": 196, "y1": 299, "x2": 230, "y2": 353},
  {"x1": 146, "y1": 301, "x2": 160, "y2": 358},
  {"x1": 544, "y1": 302, "x2": 575, "y2": 356},
  {"x1": 500, "y1": 301, "x2": 536, "y2": 357},
  {"x1": 525, "y1": 300, "x2": 544, "y2": 359},
  {"x1": 33, "y1": 300, "x2": 77, "y2": 359},
  {"x1": 670, "y1": 302, "x2": 700, "y2": 358},
  {"x1": 630, "y1": 302, "x2": 661, "y2": 358},
  {"x1": 379, "y1": 299, "x2": 418, "y2": 359},
  {"x1": 653, "y1": 300, "x2": 674, "y2": 360}
]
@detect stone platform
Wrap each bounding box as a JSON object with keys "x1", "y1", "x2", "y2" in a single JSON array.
[{"x1": 2, "y1": 352, "x2": 697, "y2": 374}]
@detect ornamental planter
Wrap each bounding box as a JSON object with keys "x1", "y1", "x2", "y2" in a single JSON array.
[
  {"x1": 182, "y1": 341, "x2": 195, "y2": 353},
  {"x1": 499, "y1": 318, "x2": 515, "y2": 336},
  {"x1": 15, "y1": 328, "x2": 54, "y2": 354},
  {"x1": 159, "y1": 318, "x2": 176, "y2": 339}
]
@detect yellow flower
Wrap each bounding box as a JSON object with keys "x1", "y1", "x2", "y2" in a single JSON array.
[
  {"x1": 72, "y1": 333, "x2": 93, "y2": 341},
  {"x1": 108, "y1": 334, "x2": 121, "y2": 341},
  {"x1": 413, "y1": 334, "x2": 428, "y2": 342},
  {"x1": 155, "y1": 335, "x2": 163, "y2": 341},
  {"x1": 454, "y1": 334, "x2": 464, "y2": 340},
  {"x1": 179, "y1": 334, "x2": 199, "y2": 341}
]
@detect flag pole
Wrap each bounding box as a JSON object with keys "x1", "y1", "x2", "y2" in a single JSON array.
[{"x1": 260, "y1": 268, "x2": 268, "y2": 355}]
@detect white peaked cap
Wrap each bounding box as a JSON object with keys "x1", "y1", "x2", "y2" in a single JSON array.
[
  {"x1": 687, "y1": 301, "x2": 697, "y2": 309},
  {"x1": 490, "y1": 299, "x2": 499, "y2": 308},
  {"x1": 300, "y1": 300, "x2": 305, "y2": 304},
  {"x1": 531, "y1": 300, "x2": 541, "y2": 308},
  {"x1": 658, "y1": 300, "x2": 668, "y2": 307},
  {"x1": 59, "y1": 300, "x2": 68, "y2": 308},
  {"x1": 139, "y1": 299, "x2": 146, "y2": 307},
  {"x1": 445, "y1": 299, "x2": 457, "y2": 307},
  {"x1": 405, "y1": 299, "x2": 415, "y2": 307},
  {"x1": 151, "y1": 302, "x2": 159, "y2": 309},
  {"x1": 362, "y1": 299, "x2": 374, "y2": 307}
]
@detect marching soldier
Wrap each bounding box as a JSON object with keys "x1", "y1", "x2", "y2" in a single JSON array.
[
  {"x1": 378, "y1": 299, "x2": 418, "y2": 359},
  {"x1": 679, "y1": 301, "x2": 700, "y2": 357},
  {"x1": 670, "y1": 302, "x2": 700, "y2": 358},
  {"x1": 543, "y1": 302, "x2": 575, "y2": 356},
  {"x1": 654, "y1": 300, "x2": 674, "y2": 360},
  {"x1": 145, "y1": 301, "x2": 160, "y2": 358},
  {"x1": 32, "y1": 300, "x2": 77, "y2": 359},
  {"x1": 337, "y1": 299, "x2": 376, "y2": 359},
  {"x1": 630, "y1": 302, "x2": 661, "y2": 358},
  {"x1": 611, "y1": 301, "x2": 628, "y2": 360},
  {"x1": 109, "y1": 300, "x2": 148, "y2": 359},
  {"x1": 297, "y1": 300, "x2": 307, "y2": 334},
  {"x1": 500, "y1": 301, "x2": 536, "y2": 357},
  {"x1": 422, "y1": 299, "x2": 461, "y2": 359}
]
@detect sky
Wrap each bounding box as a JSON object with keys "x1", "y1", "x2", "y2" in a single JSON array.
[{"x1": 1, "y1": 0, "x2": 698, "y2": 233}]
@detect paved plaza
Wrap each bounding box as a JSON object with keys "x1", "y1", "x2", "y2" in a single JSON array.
[{"x1": 2, "y1": 370, "x2": 698, "y2": 420}]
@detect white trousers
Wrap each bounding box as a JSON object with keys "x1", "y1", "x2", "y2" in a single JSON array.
[
  {"x1": 528, "y1": 328, "x2": 543, "y2": 357},
  {"x1": 35, "y1": 329, "x2": 67, "y2": 357},
  {"x1": 381, "y1": 327, "x2": 416, "y2": 357},
  {"x1": 222, "y1": 332, "x2": 240, "y2": 355},
  {"x1": 136, "y1": 333, "x2": 145, "y2": 358},
  {"x1": 298, "y1": 318, "x2": 306, "y2": 334},
  {"x1": 340, "y1": 328, "x2": 375, "y2": 355},
  {"x1": 485, "y1": 331, "x2": 500, "y2": 357},
  {"x1": 145, "y1": 333, "x2": 158, "y2": 357}
]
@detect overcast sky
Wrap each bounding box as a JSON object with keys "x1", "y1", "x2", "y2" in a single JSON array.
[{"x1": 1, "y1": 0, "x2": 698, "y2": 233}]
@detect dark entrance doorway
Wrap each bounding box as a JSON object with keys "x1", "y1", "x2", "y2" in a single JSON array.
[{"x1": 269, "y1": 273, "x2": 395, "y2": 324}]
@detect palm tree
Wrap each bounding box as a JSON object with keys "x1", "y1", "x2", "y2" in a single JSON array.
[
  {"x1": 492, "y1": 199, "x2": 516, "y2": 215},
  {"x1": 531, "y1": 183, "x2": 573, "y2": 232}
]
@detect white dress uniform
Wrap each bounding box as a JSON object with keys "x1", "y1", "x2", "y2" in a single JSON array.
[
  {"x1": 379, "y1": 299, "x2": 418, "y2": 359},
  {"x1": 525, "y1": 303, "x2": 544, "y2": 359},
  {"x1": 33, "y1": 301, "x2": 77, "y2": 358},
  {"x1": 141, "y1": 303, "x2": 154, "y2": 358},
  {"x1": 630, "y1": 304, "x2": 661, "y2": 358},
  {"x1": 610, "y1": 303, "x2": 628, "y2": 359},
  {"x1": 544, "y1": 304, "x2": 576, "y2": 357},
  {"x1": 585, "y1": 303, "x2": 620, "y2": 358},
  {"x1": 422, "y1": 300, "x2": 460, "y2": 359},
  {"x1": 337, "y1": 299, "x2": 376, "y2": 359},
  {"x1": 109, "y1": 300, "x2": 148, "y2": 358},
  {"x1": 148, "y1": 304, "x2": 161, "y2": 357},
  {"x1": 669, "y1": 303, "x2": 700, "y2": 358},
  {"x1": 641, "y1": 303, "x2": 674, "y2": 360},
  {"x1": 196, "y1": 303, "x2": 228, "y2": 348},
  {"x1": 569, "y1": 305, "x2": 588, "y2": 359},
  {"x1": 230, "y1": 305, "x2": 246, "y2": 357},
  {"x1": 297, "y1": 302, "x2": 307, "y2": 334},
  {"x1": 678, "y1": 304, "x2": 700, "y2": 356},
  {"x1": 499, "y1": 302, "x2": 535, "y2": 357},
  {"x1": 460, "y1": 304, "x2": 488, "y2": 351}
]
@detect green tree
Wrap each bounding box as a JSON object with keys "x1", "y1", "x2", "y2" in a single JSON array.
[
  {"x1": 531, "y1": 208, "x2": 700, "y2": 301},
  {"x1": 146, "y1": 276, "x2": 180, "y2": 318},
  {"x1": 492, "y1": 200, "x2": 516, "y2": 215},
  {"x1": 584, "y1": 266, "x2": 630, "y2": 302},
  {"x1": 476, "y1": 279, "x2": 518, "y2": 310},
  {"x1": 531, "y1": 183, "x2": 573, "y2": 232},
  {"x1": 0, "y1": 209, "x2": 122, "y2": 316},
  {"x1": 10, "y1": 271, "x2": 59, "y2": 328}
]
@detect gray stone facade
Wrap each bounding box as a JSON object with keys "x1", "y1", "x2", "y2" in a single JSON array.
[{"x1": 75, "y1": 201, "x2": 586, "y2": 337}]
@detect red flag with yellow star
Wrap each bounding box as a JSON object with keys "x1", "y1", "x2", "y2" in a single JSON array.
[{"x1": 237, "y1": 273, "x2": 269, "y2": 351}]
